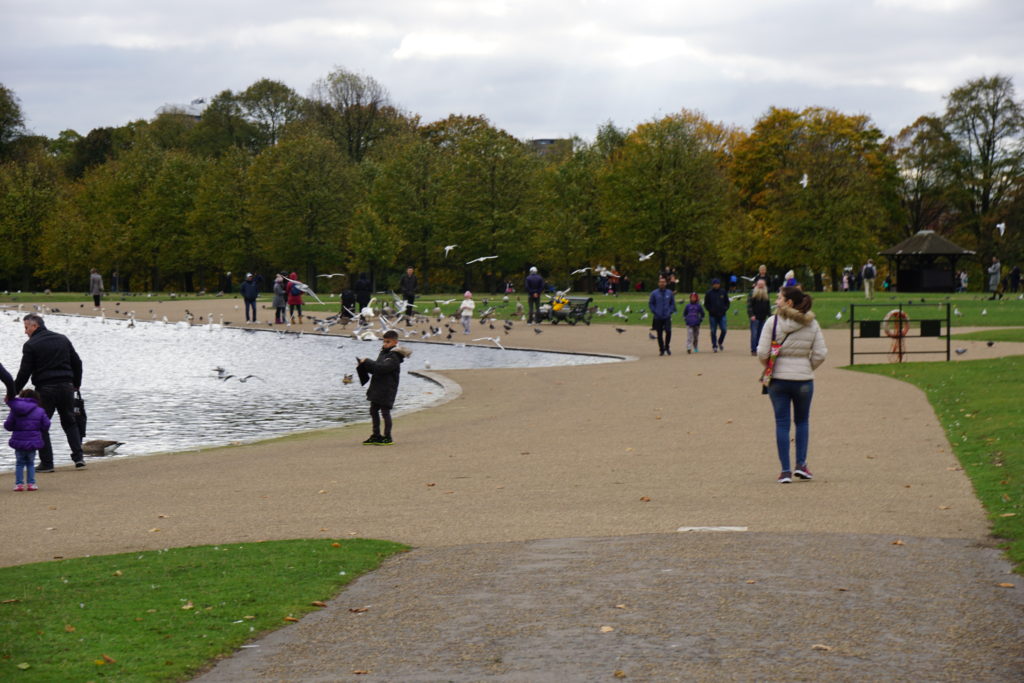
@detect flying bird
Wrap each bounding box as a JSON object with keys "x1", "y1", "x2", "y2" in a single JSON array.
[
  {"x1": 444, "y1": 244, "x2": 458, "y2": 257},
  {"x1": 465, "y1": 255, "x2": 498, "y2": 265},
  {"x1": 317, "y1": 273, "x2": 346, "y2": 279},
  {"x1": 996, "y1": 222, "x2": 1006, "y2": 237},
  {"x1": 638, "y1": 251, "x2": 654, "y2": 261},
  {"x1": 283, "y1": 276, "x2": 325, "y2": 305},
  {"x1": 570, "y1": 267, "x2": 591, "y2": 276},
  {"x1": 799, "y1": 173, "x2": 809, "y2": 189},
  {"x1": 472, "y1": 336, "x2": 505, "y2": 350}
]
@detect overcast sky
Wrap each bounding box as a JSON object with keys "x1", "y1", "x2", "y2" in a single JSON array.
[{"x1": 3, "y1": 0, "x2": 1023, "y2": 141}]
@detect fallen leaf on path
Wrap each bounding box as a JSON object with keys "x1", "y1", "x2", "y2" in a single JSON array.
[
  {"x1": 600, "y1": 626, "x2": 614, "y2": 633},
  {"x1": 639, "y1": 496, "x2": 651, "y2": 502},
  {"x1": 331, "y1": 542, "x2": 341, "y2": 547},
  {"x1": 349, "y1": 607, "x2": 369, "y2": 613},
  {"x1": 997, "y1": 583, "x2": 1015, "y2": 588},
  {"x1": 835, "y1": 587, "x2": 849, "y2": 592},
  {"x1": 102, "y1": 654, "x2": 116, "y2": 663},
  {"x1": 746, "y1": 580, "x2": 757, "y2": 584},
  {"x1": 158, "y1": 514, "x2": 169, "y2": 519},
  {"x1": 615, "y1": 604, "x2": 627, "y2": 609},
  {"x1": 1000, "y1": 513, "x2": 1016, "y2": 517},
  {"x1": 113, "y1": 570, "x2": 123, "y2": 577},
  {"x1": 426, "y1": 483, "x2": 435, "y2": 487},
  {"x1": 16, "y1": 663, "x2": 30, "y2": 670},
  {"x1": 65, "y1": 624, "x2": 76, "y2": 632},
  {"x1": 311, "y1": 601, "x2": 327, "y2": 607},
  {"x1": 149, "y1": 528, "x2": 160, "y2": 533},
  {"x1": 283, "y1": 616, "x2": 299, "y2": 622},
  {"x1": 181, "y1": 601, "x2": 194, "y2": 610},
  {"x1": 318, "y1": 490, "x2": 327, "y2": 494},
  {"x1": 938, "y1": 505, "x2": 951, "y2": 510},
  {"x1": 891, "y1": 540, "x2": 905, "y2": 546},
  {"x1": 614, "y1": 671, "x2": 627, "y2": 678},
  {"x1": 353, "y1": 670, "x2": 371, "y2": 675},
  {"x1": 2, "y1": 598, "x2": 21, "y2": 604},
  {"x1": 812, "y1": 644, "x2": 833, "y2": 651}
]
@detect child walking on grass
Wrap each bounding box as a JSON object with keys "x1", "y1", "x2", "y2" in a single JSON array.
[
  {"x1": 5, "y1": 388, "x2": 50, "y2": 491},
  {"x1": 683, "y1": 292, "x2": 704, "y2": 354},
  {"x1": 357, "y1": 330, "x2": 412, "y2": 446}
]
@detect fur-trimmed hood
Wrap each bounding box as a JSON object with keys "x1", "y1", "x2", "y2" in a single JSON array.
[
  {"x1": 391, "y1": 345, "x2": 412, "y2": 359},
  {"x1": 775, "y1": 305, "x2": 816, "y2": 335}
]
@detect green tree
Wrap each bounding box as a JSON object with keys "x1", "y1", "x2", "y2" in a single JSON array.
[
  {"x1": 347, "y1": 204, "x2": 403, "y2": 290},
  {"x1": 890, "y1": 115, "x2": 959, "y2": 237},
  {"x1": 600, "y1": 110, "x2": 733, "y2": 287},
  {"x1": 307, "y1": 68, "x2": 407, "y2": 162},
  {"x1": 239, "y1": 78, "x2": 305, "y2": 150},
  {"x1": 0, "y1": 158, "x2": 60, "y2": 289},
  {"x1": 189, "y1": 147, "x2": 256, "y2": 287},
  {"x1": 941, "y1": 74, "x2": 1024, "y2": 260},
  {"x1": 187, "y1": 90, "x2": 259, "y2": 157},
  {"x1": 248, "y1": 133, "x2": 355, "y2": 282},
  {"x1": 0, "y1": 83, "x2": 26, "y2": 160},
  {"x1": 423, "y1": 115, "x2": 542, "y2": 291}
]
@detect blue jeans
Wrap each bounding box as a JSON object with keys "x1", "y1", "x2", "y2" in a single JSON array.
[
  {"x1": 750, "y1": 318, "x2": 766, "y2": 353},
  {"x1": 244, "y1": 299, "x2": 257, "y2": 321},
  {"x1": 767, "y1": 379, "x2": 814, "y2": 472},
  {"x1": 15, "y1": 449, "x2": 36, "y2": 485},
  {"x1": 709, "y1": 315, "x2": 727, "y2": 349}
]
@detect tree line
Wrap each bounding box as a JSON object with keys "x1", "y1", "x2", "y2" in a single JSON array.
[{"x1": 0, "y1": 69, "x2": 1021, "y2": 295}]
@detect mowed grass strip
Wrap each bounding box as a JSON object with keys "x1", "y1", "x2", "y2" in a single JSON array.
[
  {"x1": 851, "y1": 356, "x2": 1024, "y2": 572},
  {"x1": 0, "y1": 538, "x2": 407, "y2": 681}
]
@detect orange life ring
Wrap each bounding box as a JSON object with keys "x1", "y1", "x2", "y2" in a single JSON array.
[{"x1": 882, "y1": 309, "x2": 910, "y2": 338}]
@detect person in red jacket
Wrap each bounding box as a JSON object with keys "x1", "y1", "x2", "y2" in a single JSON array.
[{"x1": 287, "y1": 271, "x2": 304, "y2": 324}]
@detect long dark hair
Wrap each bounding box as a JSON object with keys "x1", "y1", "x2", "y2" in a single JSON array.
[{"x1": 780, "y1": 286, "x2": 813, "y2": 313}]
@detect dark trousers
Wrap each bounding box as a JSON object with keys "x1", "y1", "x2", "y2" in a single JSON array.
[
  {"x1": 244, "y1": 299, "x2": 257, "y2": 321},
  {"x1": 653, "y1": 317, "x2": 672, "y2": 353},
  {"x1": 370, "y1": 402, "x2": 392, "y2": 438},
  {"x1": 36, "y1": 382, "x2": 83, "y2": 468},
  {"x1": 709, "y1": 315, "x2": 727, "y2": 349},
  {"x1": 92, "y1": 294, "x2": 101, "y2": 307},
  {"x1": 403, "y1": 294, "x2": 415, "y2": 320},
  {"x1": 528, "y1": 295, "x2": 541, "y2": 323}
]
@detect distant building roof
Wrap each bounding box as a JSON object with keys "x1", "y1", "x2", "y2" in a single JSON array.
[{"x1": 879, "y1": 230, "x2": 975, "y2": 256}]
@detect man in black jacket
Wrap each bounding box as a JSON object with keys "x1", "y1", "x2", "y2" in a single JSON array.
[
  {"x1": 14, "y1": 314, "x2": 85, "y2": 471},
  {"x1": 703, "y1": 278, "x2": 731, "y2": 353},
  {"x1": 357, "y1": 330, "x2": 412, "y2": 446},
  {"x1": 398, "y1": 266, "x2": 417, "y2": 325}
]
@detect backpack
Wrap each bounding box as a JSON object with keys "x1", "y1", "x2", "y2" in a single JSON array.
[{"x1": 864, "y1": 265, "x2": 876, "y2": 279}]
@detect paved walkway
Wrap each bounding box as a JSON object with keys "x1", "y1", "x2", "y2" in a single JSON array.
[{"x1": 2, "y1": 299, "x2": 1022, "y2": 680}]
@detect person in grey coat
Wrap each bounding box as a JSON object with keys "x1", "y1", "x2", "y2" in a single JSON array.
[{"x1": 89, "y1": 268, "x2": 103, "y2": 309}]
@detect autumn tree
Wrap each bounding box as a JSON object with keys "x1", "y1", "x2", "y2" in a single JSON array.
[
  {"x1": 239, "y1": 78, "x2": 305, "y2": 149},
  {"x1": 732, "y1": 106, "x2": 898, "y2": 288},
  {"x1": 0, "y1": 156, "x2": 61, "y2": 289},
  {"x1": 307, "y1": 68, "x2": 406, "y2": 162},
  {"x1": 889, "y1": 115, "x2": 959, "y2": 237}
]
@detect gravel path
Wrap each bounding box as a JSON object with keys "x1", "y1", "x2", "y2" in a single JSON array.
[{"x1": 2, "y1": 300, "x2": 1021, "y2": 680}]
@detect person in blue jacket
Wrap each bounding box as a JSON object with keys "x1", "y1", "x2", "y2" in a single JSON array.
[{"x1": 648, "y1": 276, "x2": 677, "y2": 356}]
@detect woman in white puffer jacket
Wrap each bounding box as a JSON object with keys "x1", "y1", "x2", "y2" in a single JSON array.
[{"x1": 757, "y1": 286, "x2": 828, "y2": 483}]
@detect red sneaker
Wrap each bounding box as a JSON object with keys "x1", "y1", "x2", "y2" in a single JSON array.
[{"x1": 794, "y1": 466, "x2": 813, "y2": 480}]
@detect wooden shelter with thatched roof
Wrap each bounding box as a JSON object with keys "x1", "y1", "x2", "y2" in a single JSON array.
[{"x1": 879, "y1": 230, "x2": 975, "y2": 292}]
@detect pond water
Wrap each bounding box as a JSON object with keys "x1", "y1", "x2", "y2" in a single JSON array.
[{"x1": 0, "y1": 310, "x2": 620, "y2": 470}]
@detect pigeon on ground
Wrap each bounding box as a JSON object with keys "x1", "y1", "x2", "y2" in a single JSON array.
[{"x1": 955, "y1": 348, "x2": 967, "y2": 355}]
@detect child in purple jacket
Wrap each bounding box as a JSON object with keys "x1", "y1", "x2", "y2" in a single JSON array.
[
  {"x1": 683, "y1": 292, "x2": 704, "y2": 354},
  {"x1": 5, "y1": 388, "x2": 51, "y2": 491}
]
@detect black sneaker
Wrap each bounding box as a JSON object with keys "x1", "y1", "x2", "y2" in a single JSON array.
[
  {"x1": 74, "y1": 461, "x2": 86, "y2": 468},
  {"x1": 363, "y1": 435, "x2": 382, "y2": 445},
  {"x1": 37, "y1": 467, "x2": 55, "y2": 473},
  {"x1": 377, "y1": 436, "x2": 393, "y2": 446}
]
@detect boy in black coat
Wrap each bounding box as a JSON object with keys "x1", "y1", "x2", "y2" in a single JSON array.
[{"x1": 357, "y1": 330, "x2": 412, "y2": 445}]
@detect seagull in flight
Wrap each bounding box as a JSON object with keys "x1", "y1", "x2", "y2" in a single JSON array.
[
  {"x1": 638, "y1": 251, "x2": 654, "y2": 262},
  {"x1": 472, "y1": 336, "x2": 505, "y2": 350},
  {"x1": 466, "y1": 255, "x2": 498, "y2": 265},
  {"x1": 317, "y1": 273, "x2": 346, "y2": 279},
  {"x1": 283, "y1": 276, "x2": 325, "y2": 305},
  {"x1": 570, "y1": 267, "x2": 591, "y2": 276},
  {"x1": 996, "y1": 222, "x2": 1006, "y2": 236},
  {"x1": 444, "y1": 244, "x2": 458, "y2": 257},
  {"x1": 799, "y1": 173, "x2": 809, "y2": 189}
]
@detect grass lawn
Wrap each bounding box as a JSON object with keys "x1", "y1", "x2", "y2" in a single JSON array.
[
  {"x1": 0, "y1": 538, "x2": 406, "y2": 681},
  {"x1": 851, "y1": 356, "x2": 1024, "y2": 573}
]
